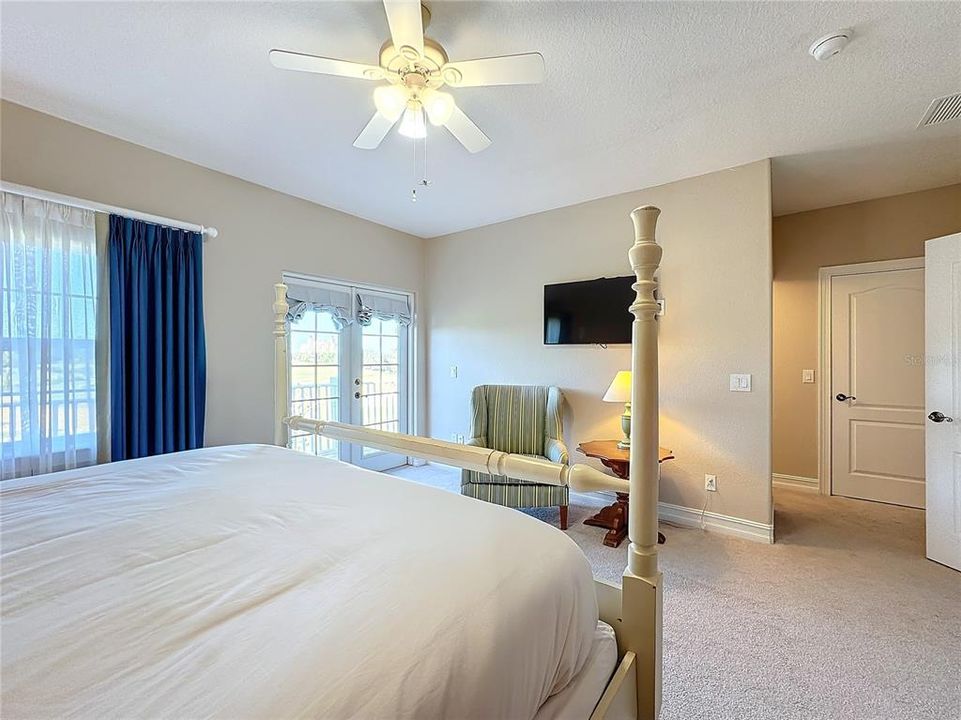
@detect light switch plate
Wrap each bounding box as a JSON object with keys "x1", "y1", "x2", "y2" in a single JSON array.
[
  {"x1": 802, "y1": 369, "x2": 815, "y2": 384},
  {"x1": 449, "y1": 365, "x2": 458, "y2": 379},
  {"x1": 729, "y1": 373, "x2": 752, "y2": 392}
]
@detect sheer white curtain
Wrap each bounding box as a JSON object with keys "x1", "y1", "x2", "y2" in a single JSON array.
[{"x1": 1, "y1": 192, "x2": 98, "y2": 479}]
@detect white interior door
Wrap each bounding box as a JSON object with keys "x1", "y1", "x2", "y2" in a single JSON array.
[
  {"x1": 925, "y1": 233, "x2": 961, "y2": 571},
  {"x1": 831, "y1": 266, "x2": 926, "y2": 507}
]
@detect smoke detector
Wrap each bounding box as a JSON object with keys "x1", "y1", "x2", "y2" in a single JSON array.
[{"x1": 809, "y1": 29, "x2": 853, "y2": 61}]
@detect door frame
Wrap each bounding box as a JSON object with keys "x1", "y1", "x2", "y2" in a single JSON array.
[{"x1": 817, "y1": 257, "x2": 925, "y2": 496}]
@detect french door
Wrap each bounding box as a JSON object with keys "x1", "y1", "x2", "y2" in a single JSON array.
[
  {"x1": 349, "y1": 313, "x2": 409, "y2": 470},
  {"x1": 286, "y1": 278, "x2": 410, "y2": 471}
]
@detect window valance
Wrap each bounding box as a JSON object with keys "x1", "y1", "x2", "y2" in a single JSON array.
[
  {"x1": 356, "y1": 290, "x2": 412, "y2": 326},
  {"x1": 283, "y1": 275, "x2": 413, "y2": 329},
  {"x1": 284, "y1": 279, "x2": 353, "y2": 329}
]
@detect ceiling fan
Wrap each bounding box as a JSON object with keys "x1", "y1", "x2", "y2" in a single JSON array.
[{"x1": 269, "y1": 0, "x2": 545, "y2": 153}]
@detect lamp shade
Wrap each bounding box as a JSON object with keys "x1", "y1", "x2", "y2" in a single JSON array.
[
  {"x1": 373, "y1": 85, "x2": 407, "y2": 122},
  {"x1": 603, "y1": 371, "x2": 632, "y2": 403},
  {"x1": 422, "y1": 89, "x2": 455, "y2": 126},
  {"x1": 398, "y1": 106, "x2": 427, "y2": 139}
]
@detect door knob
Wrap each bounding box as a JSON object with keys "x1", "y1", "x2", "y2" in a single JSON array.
[
  {"x1": 835, "y1": 393, "x2": 856, "y2": 402},
  {"x1": 928, "y1": 411, "x2": 954, "y2": 423},
  {"x1": 354, "y1": 391, "x2": 362, "y2": 399}
]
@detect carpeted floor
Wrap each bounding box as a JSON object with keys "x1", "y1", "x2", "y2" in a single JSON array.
[{"x1": 389, "y1": 463, "x2": 961, "y2": 720}]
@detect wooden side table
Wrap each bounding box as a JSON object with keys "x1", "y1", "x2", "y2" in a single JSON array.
[{"x1": 577, "y1": 440, "x2": 674, "y2": 548}]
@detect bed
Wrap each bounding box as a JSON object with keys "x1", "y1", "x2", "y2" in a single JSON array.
[
  {"x1": 1, "y1": 444, "x2": 610, "y2": 718},
  {"x1": 1, "y1": 205, "x2": 664, "y2": 719}
]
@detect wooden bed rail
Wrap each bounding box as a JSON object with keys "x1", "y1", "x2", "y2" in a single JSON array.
[{"x1": 285, "y1": 416, "x2": 629, "y2": 494}]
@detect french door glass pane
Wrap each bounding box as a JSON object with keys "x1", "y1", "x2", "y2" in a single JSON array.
[
  {"x1": 360, "y1": 318, "x2": 401, "y2": 458},
  {"x1": 288, "y1": 307, "x2": 341, "y2": 460}
]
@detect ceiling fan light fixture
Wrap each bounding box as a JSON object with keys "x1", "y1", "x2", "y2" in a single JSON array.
[
  {"x1": 373, "y1": 84, "x2": 408, "y2": 122},
  {"x1": 423, "y1": 89, "x2": 455, "y2": 126},
  {"x1": 398, "y1": 105, "x2": 427, "y2": 139},
  {"x1": 271, "y1": 0, "x2": 547, "y2": 153}
]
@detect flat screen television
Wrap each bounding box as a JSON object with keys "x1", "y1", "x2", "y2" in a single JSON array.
[{"x1": 544, "y1": 276, "x2": 634, "y2": 345}]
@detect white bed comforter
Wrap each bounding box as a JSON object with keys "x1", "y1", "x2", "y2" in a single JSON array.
[{"x1": 1, "y1": 445, "x2": 598, "y2": 719}]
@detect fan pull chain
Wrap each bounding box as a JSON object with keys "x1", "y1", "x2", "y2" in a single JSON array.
[
  {"x1": 410, "y1": 131, "x2": 431, "y2": 203},
  {"x1": 411, "y1": 137, "x2": 417, "y2": 202}
]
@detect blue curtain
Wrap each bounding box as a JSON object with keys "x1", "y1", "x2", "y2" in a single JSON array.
[{"x1": 108, "y1": 215, "x2": 206, "y2": 460}]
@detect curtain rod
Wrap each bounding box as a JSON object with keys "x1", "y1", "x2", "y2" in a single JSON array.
[{"x1": 0, "y1": 181, "x2": 219, "y2": 239}]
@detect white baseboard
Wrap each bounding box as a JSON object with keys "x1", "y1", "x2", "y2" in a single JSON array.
[
  {"x1": 772, "y1": 473, "x2": 819, "y2": 492},
  {"x1": 412, "y1": 462, "x2": 775, "y2": 543},
  {"x1": 658, "y1": 501, "x2": 773, "y2": 544}
]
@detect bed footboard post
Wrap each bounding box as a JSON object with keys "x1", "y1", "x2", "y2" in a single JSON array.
[
  {"x1": 273, "y1": 283, "x2": 290, "y2": 448},
  {"x1": 625, "y1": 206, "x2": 663, "y2": 720}
]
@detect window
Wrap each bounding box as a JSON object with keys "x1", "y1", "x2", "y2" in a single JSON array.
[{"x1": 1, "y1": 194, "x2": 98, "y2": 479}]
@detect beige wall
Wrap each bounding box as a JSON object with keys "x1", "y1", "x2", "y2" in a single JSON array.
[
  {"x1": 772, "y1": 184, "x2": 961, "y2": 479},
  {"x1": 0, "y1": 101, "x2": 425, "y2": 447},
  {"x1": 426, "y1": 160, "x2": 773, "y2": 525}
]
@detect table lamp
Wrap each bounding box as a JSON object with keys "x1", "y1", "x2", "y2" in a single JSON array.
[{"x1": 603, "y1": 370, "x2": 632, "y2": 449}]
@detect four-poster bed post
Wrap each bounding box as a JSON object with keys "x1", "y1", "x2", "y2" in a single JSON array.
[
  {"x1": 273, "y1": 283, "x2": 290, "y2": 448},
  {"x1": 623, "y1": 206, "x2": 663, "y2": 718},
  {"x1": 271, "y1": 206, "x2": 664, "y2": 720}
]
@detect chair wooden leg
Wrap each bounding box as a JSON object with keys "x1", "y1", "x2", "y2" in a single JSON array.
[{"x1": 559, "y1": 505, "x2": 569, "y2": 531}]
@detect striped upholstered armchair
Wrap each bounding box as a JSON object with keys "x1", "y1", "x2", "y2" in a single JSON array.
[{"x1": 461, "y1": 385, "x2": 570, "y2": 529}]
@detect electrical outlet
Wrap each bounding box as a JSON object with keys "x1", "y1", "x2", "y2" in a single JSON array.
[
  {"x1": 450, "y1": 433, "x2": 459, "y2": 443},
  {"x1": 456, "y1": 434, "x2": 465, "y2": 444},
  {"x1": 704, "y1": 474, "x2": 717, "y2": 492}
]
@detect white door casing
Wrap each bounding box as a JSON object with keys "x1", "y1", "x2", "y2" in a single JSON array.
[
  {"x1": 829, "y1": 265, "x2": 926, "y2": 507},
  {"x1": 925, "y1": 233, "x2": 961, "y2": 571}
]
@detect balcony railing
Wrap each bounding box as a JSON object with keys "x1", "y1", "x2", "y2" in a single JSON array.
[{"x1": 288, "y1": 379, "x2": 400, "y2": 458}]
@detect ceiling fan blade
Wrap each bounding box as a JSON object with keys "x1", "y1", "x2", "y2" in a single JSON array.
[
  {"x1": 383, "y1": 0, "x2": 424, "y2": 59},
  {"x1": 269, "y1": 49, "x2": 386, "y2": 80},
  {"x1": 443, "y1": 106, "x2": 491, "y2": 153},
  {"x1": 354, "y1": 111, "x2": 398, "y2": 150},
  {"x1": 441, "y1": 52, "x2": 545, "y2": 87}
]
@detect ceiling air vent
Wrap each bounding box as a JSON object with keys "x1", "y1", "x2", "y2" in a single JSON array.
[{"x1": 918, "y1": 92, "x2": 961, "y2": 128}]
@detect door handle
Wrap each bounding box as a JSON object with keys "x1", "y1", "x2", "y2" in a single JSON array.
[
  {"x1": 835, "y1": 393, "x2": 856, "y2": 402},
  {"x1": 928, "y1": 411, "x2": 954, "y2": 423}
]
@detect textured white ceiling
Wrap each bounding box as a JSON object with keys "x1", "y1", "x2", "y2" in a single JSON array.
[{"x1": 2, "y1": 1, "x2": 959, "y2": 237}]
